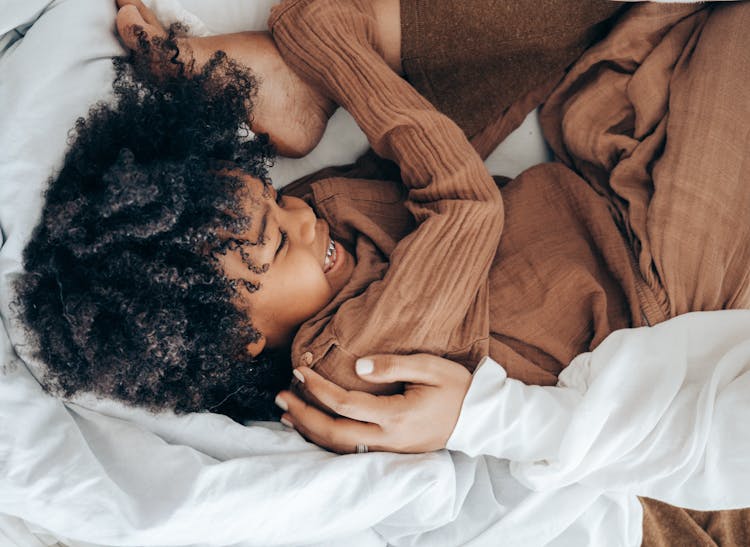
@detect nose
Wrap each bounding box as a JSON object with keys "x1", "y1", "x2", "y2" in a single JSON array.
[{"x1": 282, "y1": 196, "x2": 317, "y2": 246}]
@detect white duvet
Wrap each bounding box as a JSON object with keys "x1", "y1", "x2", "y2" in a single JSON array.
[{"x1": 1, "y1": 1, "x2": 747, "y2": 546}]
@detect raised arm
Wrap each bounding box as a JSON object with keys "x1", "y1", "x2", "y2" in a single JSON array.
[{"x1": 270, "y1": 0, "x2": 504, "y2": 396}]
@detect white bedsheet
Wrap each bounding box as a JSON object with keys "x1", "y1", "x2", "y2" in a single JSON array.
[{"x1": 0, "y1": 1, "x2": 744, "y2": 546}]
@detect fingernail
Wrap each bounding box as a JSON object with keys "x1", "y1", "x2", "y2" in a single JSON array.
[
  {"x1": 292, "y1": 368, "x2": 305, "y2": 383},
  {"x1": 280, "y1": 417, "x2": 294, "y2": 428},
  {"x1": 275, "y1": 394, "x2": 288, "y2": 411},
  {"x1": 356, "y1": 358, "x2": 374, "y2": 376}
]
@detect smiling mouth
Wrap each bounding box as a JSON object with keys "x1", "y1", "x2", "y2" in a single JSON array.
[{"x1": 323, "y1": 238, "x2": 338, "y2": 274}]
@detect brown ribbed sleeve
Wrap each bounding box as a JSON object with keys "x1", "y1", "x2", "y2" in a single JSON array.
[{"x1": 269, "y1": 0, "x2": 504, "y2": 395}]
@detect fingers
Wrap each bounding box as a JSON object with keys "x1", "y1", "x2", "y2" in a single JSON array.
[
  {"x1": 115, "y1": 0, "x2": 166, "y2": 48},
  {"x1": 116, "y1": 6, "x2": 156, "y2": 51},
  {"x1": 293, "y1": 367, "x2": 402, "y2": 424},
  {"x1": 116, "y1": 4, "x2": 143, "y2": 44},
  {"x1": 116, "y1": 0, "x2": 162, "y2": 27},
  {"x1": 275, "y1": 355, "x2": 470, "y2": 454},
  {"x1": 277, "y1": 390, "x2": 383, "y2": 454},
  {"x1": 355, "y1": 353, "x2": 459, "y2": 386}
]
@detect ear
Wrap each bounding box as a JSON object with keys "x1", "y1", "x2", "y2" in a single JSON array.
[{"x1": 246, "y1": 334, "x2": 267, "y2": 357}]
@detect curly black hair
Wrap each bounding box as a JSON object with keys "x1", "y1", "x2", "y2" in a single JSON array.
[{"x1": 14, "y1": 27, "x2": 291, "y2": 421}]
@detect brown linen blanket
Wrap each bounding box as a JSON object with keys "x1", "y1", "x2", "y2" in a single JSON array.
[
  {"x1": 539, "y1": 3, "x2": 750, "y2": 545},
  {"x1": 540, "y1": 2, "x2": 750, "y2": 320}
]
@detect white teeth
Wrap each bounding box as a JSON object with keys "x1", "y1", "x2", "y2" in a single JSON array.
[{"x1": 323, "y1": 239, "x2": 336, "y2": 273}]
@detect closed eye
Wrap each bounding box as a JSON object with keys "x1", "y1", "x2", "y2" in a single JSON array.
[{"x1": 276, "y1": 230, "x2": 287, "y2": 256}]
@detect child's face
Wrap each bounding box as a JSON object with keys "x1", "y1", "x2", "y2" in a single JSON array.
[{"x1": 218, "y1": 175, "x2": 355, "y2": 354}]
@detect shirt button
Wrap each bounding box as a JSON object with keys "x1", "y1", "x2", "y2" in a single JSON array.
[{"x1": 300, "y1": 352, "x2": 314, "y2": 366}]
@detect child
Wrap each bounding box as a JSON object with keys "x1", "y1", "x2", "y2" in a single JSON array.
[{"x1": 17, "y1": 0, "x2": 628, "y2": 419}]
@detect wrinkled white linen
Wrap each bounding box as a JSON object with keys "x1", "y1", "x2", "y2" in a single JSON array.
[{"x1": 448, "y1": 310, "x2": 750, "y2": 511}]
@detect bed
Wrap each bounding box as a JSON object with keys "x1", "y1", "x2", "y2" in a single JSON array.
[{"x1": 1, "y1": 1, "x2": 748, "y2": 546}]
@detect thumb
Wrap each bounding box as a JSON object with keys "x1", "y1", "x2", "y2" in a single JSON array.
[{"x1": 355, "y1": 353, "x2": 453, "y2": 386}]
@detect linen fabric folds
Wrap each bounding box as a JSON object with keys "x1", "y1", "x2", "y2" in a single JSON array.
[
  {"x1": 446, "y1": 309, "x2": 750, "y2": 545},
  {"x1": 539, "y1": 2, "x2": 750, "y2": 321}
]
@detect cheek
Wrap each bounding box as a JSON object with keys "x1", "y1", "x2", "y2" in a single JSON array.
[
  {"x1": 303, "y1": 269, "x2": 334, "y2": 310},
  {"x1": 280, "y1": 256, "x2": 333, "y2": 315}
]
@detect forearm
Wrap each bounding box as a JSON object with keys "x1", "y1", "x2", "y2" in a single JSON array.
[{"x1": 272, "y1": 0, "x2": 503, "y2": 400}]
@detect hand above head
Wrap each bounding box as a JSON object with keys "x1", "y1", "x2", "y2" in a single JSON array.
[
  {"x1": 275, "y1": 354, "x2": 472, "y2": 454},
  {"x1": 114, "y1": 0, "x2": 335, "y2": 157}
]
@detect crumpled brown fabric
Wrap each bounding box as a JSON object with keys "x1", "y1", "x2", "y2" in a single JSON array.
[{"x1": 540, "y1": 2, "x2": 750, "y2": 320}]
